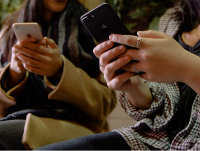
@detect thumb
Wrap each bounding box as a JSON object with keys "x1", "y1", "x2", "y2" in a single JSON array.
[
  {"x1": 44, "y1": 37, "x2": 58, "y2": 49},
  {"x1": 137, "y1": 30, "x2": 166, "y2": 38}
]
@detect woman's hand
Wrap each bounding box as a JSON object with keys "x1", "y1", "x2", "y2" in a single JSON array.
[
  {"x1": 110, "y1": 30, "x2": 194, "y2": 83},
  {"x1": 94, "y1": 40, "x2": 142, "y2": 92},
  {"x1": 93, "y1": 41, "x2": 152, "y2": 109},
  {"x1": 16, "y1": 37, "x2": 63, "y2": 77},
  {"x1": 7, "y1": 38, "x2": 38, "y2": 88}
]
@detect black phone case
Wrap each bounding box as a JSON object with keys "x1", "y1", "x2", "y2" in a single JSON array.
[{"x1": 80, "y1": 3, "x2": 136, "y2": 49}]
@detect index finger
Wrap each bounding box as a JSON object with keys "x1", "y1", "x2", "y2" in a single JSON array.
[
  {"x1": 19, "y1": 40, "x2": 46, "y2": 54},
  {"x1": 109, "y1": 34, "x2": 145, "y2": 49},
  {"x1": 93, "y1": 40, "x2": 114, "y2": 58}
]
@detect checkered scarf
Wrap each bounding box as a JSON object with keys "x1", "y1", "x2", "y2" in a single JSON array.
[{"x1": 113, "y1": 8, "x2": 200, "y2": 150}]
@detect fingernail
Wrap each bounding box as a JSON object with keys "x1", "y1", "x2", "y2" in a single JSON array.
[
  {"x1": 15, "y1": 45, "x2": 20, "y2": 49},
  {"x1": 42, "y1": 40, "x2": 46, "y2": 45},
  {"x1": 137, "y1": 31, "x2": 144, "y2": 36},
  {"x1": 124, "y1": 56, "x2": 130, "y2": 61},
  {"x1": 119, "y1": 45, "x2": 124, "y2": 50},
  {"x1": 109, "y1": 35, "x2": 113, "y2": 40},
  {"x1": 107, "y1": 41, "x2": 112, "y2": 45}
]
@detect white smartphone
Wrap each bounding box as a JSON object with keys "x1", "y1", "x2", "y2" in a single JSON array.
[{"x1": 12, "y1": 22, "x2": 43, "y2": 42}]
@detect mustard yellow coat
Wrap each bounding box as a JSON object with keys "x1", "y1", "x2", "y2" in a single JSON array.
[{"x1": 0, "y1": 55, "x2": 117, "y2": 149}]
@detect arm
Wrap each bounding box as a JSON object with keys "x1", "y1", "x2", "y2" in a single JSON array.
[
  {"x1": 17, "y1": 37, "x2": 117, "y2": 120},
  {"x1": 109, "y1": 31, "x2": 200, "y2": 96},
  {"x1": 93, "y1": 41, "x2": 152, "y2": 110},
  {"x1": 93, "y1": 39, "x2": 180, "y2": 125},
  {"x1": 47, "y1": 55, "x2": 117, "y2": 120},
  {"x1": 0, "y1": 63, "x2": 29, "y2": 118},
  {"x1": 119, "y1": 81, "x2": 180, "y2": 122},
  {"x1": 0, "y1": 26, "x2": 30, "y2": 118}
]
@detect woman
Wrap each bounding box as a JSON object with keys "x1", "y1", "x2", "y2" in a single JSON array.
[
  {"x1": 0, "y1": 0, "x2": 116, "y2": 150},
  {"x1": 35, "y1": 0, "x2": 200, "y2": 150}
]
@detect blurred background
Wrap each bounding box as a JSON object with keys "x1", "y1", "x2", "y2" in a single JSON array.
[{"x1": 0, "y1": 0, "x2": 173, "y2": 34}]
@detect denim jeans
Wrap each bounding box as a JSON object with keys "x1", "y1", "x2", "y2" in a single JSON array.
[{"x1": 35, "y1": 131, "x2": 131, "y2": 150}]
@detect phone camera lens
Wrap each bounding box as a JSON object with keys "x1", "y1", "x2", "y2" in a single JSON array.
[
  {"x1": 83, "y1": 16, "x2": 90, "y2": 23},
  {"x1": 15, "y1": 26, "x2": 19, "y2": 30}
]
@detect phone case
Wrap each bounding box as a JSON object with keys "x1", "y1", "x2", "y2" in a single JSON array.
[
  {"x1": 13, "y1": 23, "x2": 43, "y2": 42},
  {"x1": 81, "y1": 3, "x2": 138, "y2": 75},
  {"x1": 80, "y1": 3, "x2": 132, "y2": 45}
]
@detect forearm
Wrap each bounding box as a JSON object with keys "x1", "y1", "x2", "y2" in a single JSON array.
[
  {"x1": 125, "y1": 76, "x2": 153, "y2": 110},
  {"x1": 184, "y1": 53, "x2": 200, "y2": 96}
]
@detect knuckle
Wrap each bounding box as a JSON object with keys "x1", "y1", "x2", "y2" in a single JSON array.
[
  {"x1": 29, "y1": 52, "x2": 35, "y2": 57},
  {"x1": 148, "y1": 30, "x2": 154, "y2": 34},
  {"x1": 116, "y1": 57, "x2": 123, "y2": 65},
  {"x1": 99, "y1": 42, "x2": 106, "y2": 50},
  {"x1": 38, "y1": 45, "x2": 43, "y2": 50},
  {"x1": 114, "y1": 78, "x2": 120, "y2": 86},
  {"x1": 49, "y1": 39, "x2": 54, "y2": 43},
  {"x1": 100, "y1": 53, "x2": 106, "y2": 63},
  {"x1": 12, "y1": 46, "x2": 17, "y2": 53},
  {"x1": 17, "y1": 62, "x2": 22, "y2": 67},
  {"x1": 93, "y1": 48, "x2": 98, "y2": 56},
  {"x1": 125, "y1": 37, "x2": 133, "y2": 45},
  {"x1": 28, "y1": 60, "x2": 34, "y2": 65},
  {"x1": 105, "y1": 65, "x2": 112, "y2": 73},
  {"x1": 107, "y1": 83, "x2": 114, "y2": 89},
  {"x1": 112, "y1": 46, "x2": 119, "y2": 54},
  {"x1": 49, "y1": 49, "x2": 54, "y2": 56},
  {"x1": 52, "y1": 50, "x2": 58, "y2": 56},
  {"x1": 141, "y1": 51, "x2": 151, "y2": 60},
  {"x1": 100, "y1": 68, "x2": 104, "y2": 73},
  {"x1": 27, "y1": 66, "x2": 33, "y2": 72}
]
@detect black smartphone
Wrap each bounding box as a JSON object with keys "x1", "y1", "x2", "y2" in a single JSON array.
[{"x1": 80, "y1": 3, "x2": 136, "y2": 49}]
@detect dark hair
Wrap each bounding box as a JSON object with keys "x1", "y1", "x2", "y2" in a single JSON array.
[
  {"x1": 173, "y1": 0, "x2": 200, "y2": 32},
  {"x1": 0, "y1": 0, "x2": 88, "y2": 67}
]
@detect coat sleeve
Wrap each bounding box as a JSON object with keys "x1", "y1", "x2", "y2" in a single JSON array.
[
  {"x1": 0, "y1": 63, "x2": 29, "y2": 118},
  {"x1": 0, "y1": 56, "x2": 117, "y2": 122},
  {"x1": 118, "y1": 80, "x2": 180, "y2": 130},
  {"x1": 46, "y1": 55, "x2": 117, "y2": 121}
]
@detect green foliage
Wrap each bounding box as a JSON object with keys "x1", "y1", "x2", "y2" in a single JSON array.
[
  {"x1": 105, "y1": 0, "x2": 173, "y2": 34},
  {"x1": 0, "y1": 0, "x2": 23, "y2": 30},
  {"x1": 0, "y1": 0, "x2": 173, "y2": 34}
]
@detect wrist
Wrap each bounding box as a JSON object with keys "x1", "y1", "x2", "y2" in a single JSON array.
[
  {"x1": 47, "y1": 59, "x2": 63, "y2": 85},
  {"x1": 7, "y1": 67, "x2": 26, "y2": 89},
  {"x1": 54, "y1": 59, "x2": 63, "y2": 79}
]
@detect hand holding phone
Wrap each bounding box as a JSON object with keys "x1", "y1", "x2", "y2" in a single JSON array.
[
  {"x1": 80, "y1": 3, "x2": 136, "y2": 49},
  {"x1": 81, "y1": 3, "x2": 138, "y2": 75},
  {"x1": 12, "y1": 22, "x2": 43, "y2": 42}
]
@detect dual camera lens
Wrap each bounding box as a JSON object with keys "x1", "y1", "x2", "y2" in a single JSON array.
[{"x1": 82, "y1": 15, "x2": 94, "y2": 23}]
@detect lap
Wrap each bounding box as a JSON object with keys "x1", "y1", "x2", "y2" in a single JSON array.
[
  {"x1": 35, "y1": 131, "x2": 131, "y2": 150},
  {"x1": 0, "y1": 120, "x2": 26, "y2": 150}
]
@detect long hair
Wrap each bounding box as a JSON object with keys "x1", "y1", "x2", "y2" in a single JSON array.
[
  {"x1": 0, "y1": 0, "x2": 89, "y2": 67},
  {"x1": 173, "y1": 0, "x2": 200, "y2": 32}
]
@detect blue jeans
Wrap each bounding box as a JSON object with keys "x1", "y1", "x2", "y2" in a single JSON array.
[{"x1": 35, "y1": 131, "x2": 131, "y2": 150}]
